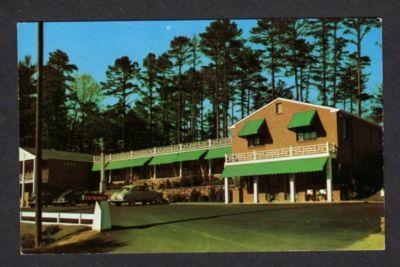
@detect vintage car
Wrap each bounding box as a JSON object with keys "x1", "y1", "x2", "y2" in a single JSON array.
[
  {"x1": 52, "y1": 188, "x2": 108, "y2": 206},
  {"x1": 109, "y1": 185, "x2": 164, "y2": 206}
]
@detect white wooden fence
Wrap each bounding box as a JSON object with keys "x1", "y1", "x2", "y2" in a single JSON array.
[
  {"x1": 20, "y1": 201, "x2": 112, "y2": 231},
  {"x1": 20, "y1": 211, "x2": 94, "y2": 226}
]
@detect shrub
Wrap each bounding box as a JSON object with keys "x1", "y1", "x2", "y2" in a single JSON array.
[
  {"x1": 43, "y1": 225, "x2": 61, "y2": 236},
  {"x1": 209, "y1": 188, "x2": 217, "y2": 202},
  {"x1": 215, "y1": 189, "x2": 224, "y2": 202},
  {"x1": 20, "y1": 233, "x2": 35, "y2": 249},
  {"x1": 189, "y1": 189, "x2": 201, "y2": 202},
  {"x1": 165, "y1": 179, "x2": 171, "y2": 189},
  {"x1": 192, "y1": 176, "x2": 202, "y2": 186},
  {"x1": 172, "y1": 181, "x2": 181, "y2": 188},
  {"x1": 180, "y1": 177, "x2": 190, "y2": 187},
  {"x1": 168, "y1": 193, "x2": 184, "y2": 203},
  {"x1": 158, "y1": 182, "x2": 165, "y2": 190},
  {"x1": 198, "y1": 194, "x2": 209, "y2": 202}
]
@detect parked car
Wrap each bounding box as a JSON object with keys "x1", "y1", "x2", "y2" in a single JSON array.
[
  {"x1": 28, "y1": 188, "x2": 61, "y2": 208},
  {"x1": 52, "y1": 188, "x2": 108, "y2": 206},
  {"x1": 52, "y1": 188, "x2": 85, "y2": 206},
  {"x1": 109, "y1": 185, "x2": 164, "y2": 206}
]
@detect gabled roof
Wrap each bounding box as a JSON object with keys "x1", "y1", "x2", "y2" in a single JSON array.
[
  {"x1": 21, "y1": 147, "x2": 93, "y2": 162},
  {"x1": 230, "y1": 98, "x2": 339, "y2": 129}
]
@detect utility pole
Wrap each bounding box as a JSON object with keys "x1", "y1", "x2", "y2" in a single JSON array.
[{"x1": 34, "y1": 21, "x2": 43, "y2": 247}]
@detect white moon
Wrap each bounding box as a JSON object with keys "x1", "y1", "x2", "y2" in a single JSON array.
[{"x1": 166, "y1": 25, "x2": 172, "y2": 31}]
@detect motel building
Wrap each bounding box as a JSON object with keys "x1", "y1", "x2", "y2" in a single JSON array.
[
  {"x1": 22, "y1": 98, "x2": 382, "y2": 205},
  {"x1": 19, "y1": 147, "x2": 93, "y2": 207},
  {"x1": 91, "y1": 98, "x2": 382, "y2": 204}
]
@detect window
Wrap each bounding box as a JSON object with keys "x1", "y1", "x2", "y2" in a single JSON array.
[
  {"x1": 276, "y1": 103, "x2": 283, "y2": 114},
  {"x1": 297, "y1": 131, "x2": 317, "y2": 141},
  {"x1": 247, "y1": 135, "x2": 264, "y2": 146}
]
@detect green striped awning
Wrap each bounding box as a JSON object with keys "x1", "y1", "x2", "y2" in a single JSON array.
[
  {"x1": 92, "y1": 156, "x2": 152, "y2": 171},
  {"x1": 205, "y1": 146, "x2": 232, "y2": 160},
  {"x1": 222, "y1": 157, "x2": 328, "y2": 177},
  {"x1": 148, "y1": 153, "x2": 179, "y2": 165},
  {"x1": 238, "y1": 119, "x2": 265, "y2": 137},
  {"x1": 287, "y1": 110, "x2": 317, "y2": 129},
  {"x1": 92, "y1": 161, "x2": 108, "y2": 171},
  {"x1": 175, "y1": 149, "x2": 207, "y2": 162}
]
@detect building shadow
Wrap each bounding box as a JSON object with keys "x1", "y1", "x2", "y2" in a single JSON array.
[{"x1": 112, "y1": 204, "x2": 327, "y2": 230}]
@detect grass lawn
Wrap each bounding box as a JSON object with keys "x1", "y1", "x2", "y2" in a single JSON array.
[{"x1": 25, "y1": 202, "x2": 384, "y2": 253}]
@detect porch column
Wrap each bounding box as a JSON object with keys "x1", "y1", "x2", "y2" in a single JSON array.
[
  {"x1": 208, "y1": 160, "x2": 212, "y2": 178},
  {"x1": 224, "y1": 177, "x2": 229, "y2": 204},
  {"x1": 326, "y1": 156, "x2": 333, "y2": 202},
  {"x1": 179, "y1": 161, "x2": 183, "y2": 178},
  {"x1": 289, "y1": 174, "x2": 296, "y2": 203},
  {"x1": 32, "y1": 158, "x2": 36, "y2": 195},
  {"x1": 153, "y1": 165, "x2": 157, "y2": 179},
  {"x1": 20, "y1": 158, "x2": 26, "y2": 208},
  {"x1": 253, "y1": 176, "x2": 258, "y2": 203},
  {"x1": 99, "y1": 153, "x2": 105, "y2": 193}
]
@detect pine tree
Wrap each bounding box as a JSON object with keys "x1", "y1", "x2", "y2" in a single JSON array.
[
  {"x1": 101, "y1": 56, "x2": 140, "y2": 150},
  {"x1": 200, "y1": 20, "x2": 243, "y2": 138},
  {"x1": 43, "y1": 50, "x2": 78, "y2": 150},
  {"x1": 168, "y1": 36, "x2": 191, "y2": 143},
  {"x1": 18, "y1": 56, "x2": 37, "y2": 147},
  {"x1": 307, "y1": 19, "x2": 332, "y2": 105},
  {"x1": 250, "y1": 19, "x2": 286, "y2": 99},
  {"x1": 343, "y1": 18, "x2": 381, "y2": 117}
]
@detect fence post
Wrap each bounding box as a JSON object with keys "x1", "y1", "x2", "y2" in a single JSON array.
[
  {"x1": 78, "y1": 213, "x2": 82, "y2": 225},
  {"x1": 253, "y1": 150, "x2": 257, "y2": 160},
  {"x1": 326, "y1": 142, "x2": 329, "y2": 155},
  {"x1": 57, "y1": 213, "x2": 60, "y2": 224},
  {"x1": 289, "y1": 146, "x2": 293, "y2": 157}
]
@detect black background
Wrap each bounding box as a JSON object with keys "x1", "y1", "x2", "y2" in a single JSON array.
[{"x1": 0, "y1": 0, "x2": 399, "y2": 266}]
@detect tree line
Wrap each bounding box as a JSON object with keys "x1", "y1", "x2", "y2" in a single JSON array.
[{"x1": 18, "y1": 18, "x2": 382, "y2": 154}]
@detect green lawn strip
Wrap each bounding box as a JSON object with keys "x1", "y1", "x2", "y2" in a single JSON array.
[
  {"x1": 342, "y1": 234, "x2": 384, "y2": 250},
  {"x1": 107, "y1": 203, "x2": 381, "y2": 252}
]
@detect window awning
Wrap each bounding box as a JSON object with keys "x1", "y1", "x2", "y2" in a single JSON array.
[
  {"x1": 205, "y1": 146, "x2": 231, "y2": 160},
  {"x1": 175, "y1": 149, "x2": 207, "y2": 162},
  {"x1": 148, "y1": 153, "x2": 179, "y2": 165},
  {"x1": 287, "y1": 110, "x2": 317, "y2": 129},
  {"x1": 92, "y1": 156, "x2": 152, "y2": 171},
  {"x1": 238, "y1": 118, "x2": 265, "y2": 137},
  {"x1": 222, "y1": 157, "x2": 327, "y2": 177}
]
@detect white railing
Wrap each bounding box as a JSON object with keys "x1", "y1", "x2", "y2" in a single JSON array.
[
  {"x1": 20, "y1": 201, "x2": 112, "y2": 231},
  {"x1": 19, "y1": 172, "x2": 34, "y2": 181},
  {"x1": 226, "y1": 143, "x2": 337, "y2": 163},
  {"x1": 93, "y1": 137, "x2": 232, "y2": 162},
  {"x1": 20, "y1": 211, "x2": 94, "y2": 226}
]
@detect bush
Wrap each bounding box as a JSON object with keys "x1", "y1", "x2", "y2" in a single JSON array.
[
  {"x1": 198, "y1": 194, "x2": 209, "y2": 202},
  {"x1": 43, "y1": 225, "x2": 61, "y2": 236},
  {"x1": 168, "y1": 193, "x2": 184, "y2": 203},
  {"x1": 180, "y1": 177, "x2": 191, "y2": 187},
  {"x1": 189, "y1": 189, "x2": 201, "y2": 202},
  {"x1": 172, "y1": 181, "x2": 181, "y2": 188},
  {"x1": 209, "y1": 188, "x2": 217, "y2": 202},
  {"x1": 215, "y1": 189, "x2": 224, "y2": 202},
  {"x1": 192, "y1": 176, "x2": 202, "y2": 186},
  {"x1": 21, "y1": 233, "x2": 35, "y2": 249},
  {"x1": 158, "y1": 182, "x2": 165, "y2": 190},
  {"x1": 165, "y1": 179, "x2": 171, "y2": 189}
]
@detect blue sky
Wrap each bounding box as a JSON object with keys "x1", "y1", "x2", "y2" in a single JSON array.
[{"x1": 17, "y1": 19, "x2": 382, "y2": 106}]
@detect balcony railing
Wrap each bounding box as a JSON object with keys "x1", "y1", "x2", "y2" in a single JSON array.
[
  {"x1": 225, "y1": 142, "x2": 337, "y2": 163},
  {"x1": 19, "y1": 172, "x2": 34, "y2": 181},
  {"x1": 93, "y1": 138, "x2": 232, "y2": 162}
]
